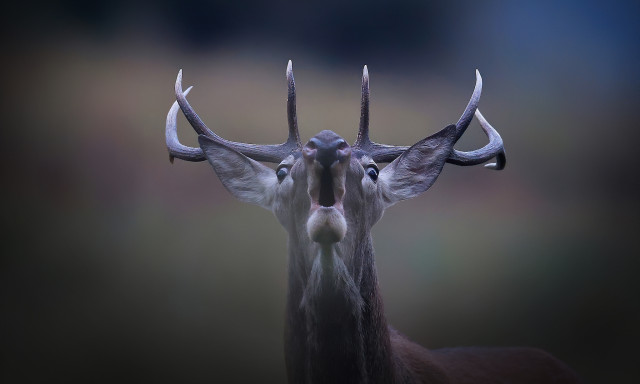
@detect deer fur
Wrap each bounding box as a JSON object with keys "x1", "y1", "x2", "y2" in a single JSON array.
[{"x1": 167, "y1": 62, "x2": 582, "y2": 383}]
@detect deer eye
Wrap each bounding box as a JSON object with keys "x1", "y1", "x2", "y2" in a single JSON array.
[
  {"x1": 276, "y1": 167, "x2": 289, "y2": 182},
  {"x1": 366, "y1": 165, "x2": 379, "y2": 182}
]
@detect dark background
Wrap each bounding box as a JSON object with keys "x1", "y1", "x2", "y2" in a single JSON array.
[{"x1": 2, "y1": 1, "x2": 639, "y2": 383}]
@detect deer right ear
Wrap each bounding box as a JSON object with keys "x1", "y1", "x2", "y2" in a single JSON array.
[
  {"x1": 378, "y1": 124, "x2": 457, "y2": 207},
  {"x1": 198, "y1": 135, "x2": 278, "y2": 210}
]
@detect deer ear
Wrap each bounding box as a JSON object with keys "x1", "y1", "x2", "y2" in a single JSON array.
[
  {"x1": 198, "y1": 135, "x2": 278, "y2": 210},
  {"x1": 378, "y1": 124, "x2": 456, "y2": 207}
]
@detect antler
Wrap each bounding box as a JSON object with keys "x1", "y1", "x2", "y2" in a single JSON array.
[
  {"x1": 166, "y1": 60, "x2": 302, "y2": 163},
  {"x1": 353, "y1": 68, "x2": 506, "y2": 170},
  {"x1": 353, "y1": 65, "x2": 370, "y2": 149}
]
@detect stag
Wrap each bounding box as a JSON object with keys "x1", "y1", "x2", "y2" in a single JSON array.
[{"x1": 165, "y1": 61, "x2": 581, "y2": 383}]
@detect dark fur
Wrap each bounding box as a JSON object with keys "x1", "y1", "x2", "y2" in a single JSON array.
[{"x1": 284, "y1": 235, "x2": 582, "y2": 383}]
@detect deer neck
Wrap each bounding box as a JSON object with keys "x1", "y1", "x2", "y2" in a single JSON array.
[{"x1": 285, "y1": 234, "x2": 394, "y2": 383}]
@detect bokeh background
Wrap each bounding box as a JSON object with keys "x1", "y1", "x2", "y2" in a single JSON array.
[{"x1": 2, "y1": 1, "x2": 639, "y2": 383}]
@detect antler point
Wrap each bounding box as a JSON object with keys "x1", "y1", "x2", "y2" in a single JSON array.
[{"x1": 175, "y1": 70, "x2": 185, "y2": 94}]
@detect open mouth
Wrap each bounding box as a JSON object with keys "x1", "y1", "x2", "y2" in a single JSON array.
[
  {"x1": 318, "y1": 167, "x2": 335, "y2": 207},
  {"x1": 306, "y1": 152, "x2": 347, "y2": 217}
]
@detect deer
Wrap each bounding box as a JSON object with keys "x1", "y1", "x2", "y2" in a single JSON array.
[{"x1": 165, "y1": 61, "x2": 582, "y2": 384}]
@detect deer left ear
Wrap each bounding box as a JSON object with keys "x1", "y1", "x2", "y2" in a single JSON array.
[
  {"x1": 198, "y1": 135, "x2": 278, "y2": 210},
  {"x1": 378, "y1": 124, "x2": 457, "y2": 207}
]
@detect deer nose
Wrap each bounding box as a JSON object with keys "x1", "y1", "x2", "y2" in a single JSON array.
[{"x1": 303, "y1": 137, "x2": 351, "y2": 168}]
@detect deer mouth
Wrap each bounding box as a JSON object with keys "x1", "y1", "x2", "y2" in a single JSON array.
[{"x1": 303, "y1": 137, "x2": 350, "y2": 244}]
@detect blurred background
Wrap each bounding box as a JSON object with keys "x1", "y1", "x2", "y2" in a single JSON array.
[{"x1": 1, "y1": 0, "x2": 638, "y2": 383}]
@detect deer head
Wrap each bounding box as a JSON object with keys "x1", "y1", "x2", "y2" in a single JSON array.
[{"x1": 167, "y1": 61, "x2": 504, "y2": 256}]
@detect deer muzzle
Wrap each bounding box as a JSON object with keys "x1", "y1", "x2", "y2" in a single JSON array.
[{"x1": 303, "y1": 132, "x2": 351, "y2": 244}]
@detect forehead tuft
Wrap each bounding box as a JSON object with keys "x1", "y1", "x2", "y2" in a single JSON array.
[{"x1": 311, "y1": 130, "x2": 344, "y2": 143}]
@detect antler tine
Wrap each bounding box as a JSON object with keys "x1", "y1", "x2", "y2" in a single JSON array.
[
  {"x1": 354, "y1": 65, "x2": 370, "y2": 148},
  {"x1": 447, "y1": 109, "x2": 506, "y2": 170},
  {"x1": 166, "y1": 86, "x2": 207, "y2": 163},
  {"x1": 171, "y1": 65, "x2": 302, "y2": 163},
  {"x1": 175, "y1": 70, "x2": 218, "y2": 138},
  {"x1": 453, "y1": 69, "x2": 482, "y2": 141},
  {"x1": 443, "y1": 71, "x2": 506, "y2": 170},
  {"x1": 352, "y1": 65, "x2": 409, "y2": 162},
  {"x1": 287, "y1": 60, "x2": 302, "y2": 148}
]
